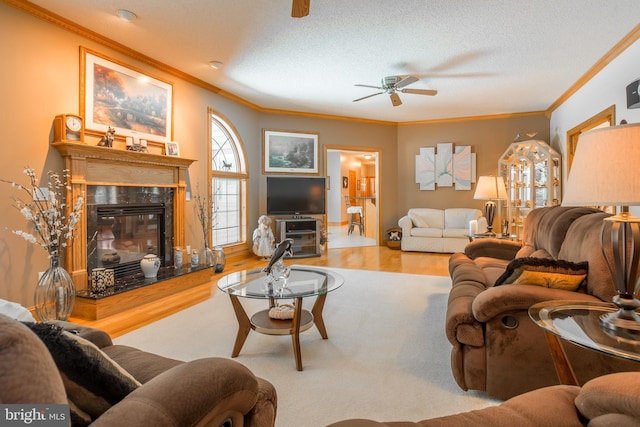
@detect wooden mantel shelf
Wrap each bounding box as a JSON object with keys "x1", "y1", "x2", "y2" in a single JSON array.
[{"x1": 51, "y1": 142, "x2": 196, "y2": 168}]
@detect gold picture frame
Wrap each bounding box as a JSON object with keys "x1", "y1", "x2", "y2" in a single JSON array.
[{"x1": 80, "y1": 47, "x2": 174, "y2": 144}]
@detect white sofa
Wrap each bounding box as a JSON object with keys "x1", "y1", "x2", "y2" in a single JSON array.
[{"x1": 398, "y1": 208, "x2": 486, "y2": 253}]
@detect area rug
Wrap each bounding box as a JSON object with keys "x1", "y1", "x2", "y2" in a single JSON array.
[{"x1": 114, "y1": 268, "x2": 500, "y2": 426}]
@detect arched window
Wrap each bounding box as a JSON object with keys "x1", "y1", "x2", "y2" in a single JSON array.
[{"x1": 208, "y1": 108, "x2": 248, "y2": 251}]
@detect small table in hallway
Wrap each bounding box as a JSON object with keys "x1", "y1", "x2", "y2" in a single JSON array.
[{"x1": 217, "y1": 265, "x2": 344, "y2": 370}]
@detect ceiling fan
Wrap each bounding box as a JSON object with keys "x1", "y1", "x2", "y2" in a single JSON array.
[
  {"x1": 353, "y1": 75, "x2": 437, "y2": 107},
  {"x1": 291, "y1": 0, "x2": 310, "y2": 17}
]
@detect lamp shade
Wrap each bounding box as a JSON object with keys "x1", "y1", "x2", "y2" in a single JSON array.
[
  {"x1": 473, "y1": 176, "x2": 508, "y2": 200},
  {"x1": 563, "y1": 124, "x2": 640, "y2": 207}
]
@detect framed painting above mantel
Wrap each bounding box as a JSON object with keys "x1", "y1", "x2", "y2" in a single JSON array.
[
  {"x1": 262, "y1": 129, "x2": 319, "y2": 174},
  {"x1": 80, "y1": 47, "x2": 173, "y2": 144}
]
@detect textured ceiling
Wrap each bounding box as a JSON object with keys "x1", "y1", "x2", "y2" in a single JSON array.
[{"x1": 26, "y1": 0, "x2": 640, "y2": 123}]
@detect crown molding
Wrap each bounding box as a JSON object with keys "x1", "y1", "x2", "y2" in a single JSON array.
[
  {"x1": 8, "y1": 0, "x2": 632, "y2": 126},
  {"x1": 546, "y1": 23, "x2": 640, "y2": 116}
]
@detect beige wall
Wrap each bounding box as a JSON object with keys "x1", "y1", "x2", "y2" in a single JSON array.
[
  {"x1": 0, "y1": 4, "x2": 259, "y2": 305},
  {"x1": 397, "y1": 115, "x2": 550, "y2": 214},
  {"x1": 0, "y1": 3, "x2": 556, "y2": 307},
  {"x1": 257, "y1": 114, "x2": 397, "y2": 233}
]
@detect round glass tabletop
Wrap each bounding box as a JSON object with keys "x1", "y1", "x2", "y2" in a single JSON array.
[
  {"x1": 217, "y1": 265, "x2": 343, "y2": 300},
  {"x1": 529, "y1": 300, "x2": 640, "y2": 362}
]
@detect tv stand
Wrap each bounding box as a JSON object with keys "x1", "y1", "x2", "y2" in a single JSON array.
[{"x1": 275, "y1": 218, "x2": 321, "y2": 258}]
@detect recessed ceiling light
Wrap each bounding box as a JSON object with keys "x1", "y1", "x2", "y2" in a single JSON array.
[
  {"x1": 209, "y1": 61, "x2": 223, "y2": 69},
  {"x1": 116, "y1": 9, "x2": 137, "y2": 22}
]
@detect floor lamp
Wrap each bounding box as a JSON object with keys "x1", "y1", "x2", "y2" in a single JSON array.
[
  {"x1": 473, "y1": 176, "x2": 508, "y2": 236},
  {"x1": 563, "y1": 123, "x2": 640, "y2": 336}
]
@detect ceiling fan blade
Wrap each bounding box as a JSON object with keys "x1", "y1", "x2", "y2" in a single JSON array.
[
  {"x1": 355, "y1": 84, "x2": 383, "y2": 90},
  {"x1": 291, "y1": 0, "x2": 310, "y2": 17},
  {"x1": 389, "y1": 92, "x2": 402, "y2": 107},
  {"x1": 400, "y1": 88, "x2": 438, "y2": 96},
  {"x1": 394, "y1": 75, "x2": 419, "y2": 89},
  {"x1": 353, "y1": 92, "x2": 384, "y2": 102}
]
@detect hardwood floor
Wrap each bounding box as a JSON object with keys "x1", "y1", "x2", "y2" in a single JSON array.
[{"x1": 68, "y1": 246, "x2": 451, "y2": 338}]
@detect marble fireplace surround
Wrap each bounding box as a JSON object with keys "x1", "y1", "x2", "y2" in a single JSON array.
[{"x1": 53, "y1": 142, "x2": 211, "y2": 319}]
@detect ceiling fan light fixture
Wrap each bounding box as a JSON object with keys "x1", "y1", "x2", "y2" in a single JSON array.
[
  {"x1": 353, "y1": 75, "x2": 436, "y2": 106},
  {"x1": 116, "y1": 9, "x2": 137, "y2": 22}
]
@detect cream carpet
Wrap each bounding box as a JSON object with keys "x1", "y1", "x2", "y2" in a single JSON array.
[{"x1": 114, "y1": 268, "x2": 500, "y2": 426}]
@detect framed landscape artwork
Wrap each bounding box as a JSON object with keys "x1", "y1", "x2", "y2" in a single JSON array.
[
  {"x1": 262, "y1": 129, "x2": 319, "y2": 174},
  {"x1": 80, "y1": 47, "x2": 173, "y2": 143}
]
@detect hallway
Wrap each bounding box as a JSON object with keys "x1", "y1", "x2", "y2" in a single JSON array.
[{"x1": 327, "y1": 223, "x2": 376, "y2": 249}]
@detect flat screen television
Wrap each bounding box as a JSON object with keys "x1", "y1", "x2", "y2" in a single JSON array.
[{"x1": 266, "y1": 176, "x2": 326, "y2": 215}]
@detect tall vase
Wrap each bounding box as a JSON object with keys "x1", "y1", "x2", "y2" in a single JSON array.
[
  {"x1": 203, "y1": 245, "x2": 216, "y2": 270},
  {"x1": 34, "y1": 255, "x2": 76, "y2": 321},
  {"x1": 213, "y1": 246, "x2": 226, "y2": 273}
]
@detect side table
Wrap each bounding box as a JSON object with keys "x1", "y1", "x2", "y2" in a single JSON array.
[{"x1": 529, "y1": 300, "x2": 640, "y2": 385}]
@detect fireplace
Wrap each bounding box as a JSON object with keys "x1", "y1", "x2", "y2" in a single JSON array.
[
  {"x1": 52, "y1": 142, "x2": 197, "y2": 295},
  {"x1": 86, "y1": 185, "x2": 174, "y2": 279},
  {"x1": 51, "y1": 142, "x2": 211, "y2": 320}
]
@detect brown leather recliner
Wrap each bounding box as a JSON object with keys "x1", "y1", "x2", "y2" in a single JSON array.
[
  {"x1": 0, "y1": 314, "x2": 277, "y2": 426},
  {"x1": 446, "y1": 206, "x2": 640, "y2": 399}
]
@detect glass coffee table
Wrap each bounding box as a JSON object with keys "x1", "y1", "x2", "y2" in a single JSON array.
[{"x1": 217, "y1": 265, "x2": 343, "y2": 371}]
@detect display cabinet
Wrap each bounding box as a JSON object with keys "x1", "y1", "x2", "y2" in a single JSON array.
[{"x1": 498, "y1": 140, "x2": 561, "y2": 239}]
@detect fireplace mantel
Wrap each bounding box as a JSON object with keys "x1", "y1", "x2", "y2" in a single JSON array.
[
  {"x1": 52, "y1": 142, "x2": 196, "y2": 294},
  {"x1": 53, "y1": 142, "x2": 195, "y2": 169}
]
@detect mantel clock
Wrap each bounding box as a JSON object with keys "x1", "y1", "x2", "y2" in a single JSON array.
[{"x1": 53, "y1": 114, "x2": 85, "y2": 143}]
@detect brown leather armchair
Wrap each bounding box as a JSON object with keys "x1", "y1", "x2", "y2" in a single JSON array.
[
  {"x1": 0, "y1": 314, "x2": 277, "y2": 426},
  {"x1": 446, "y1": 206, "x2": 639, "y2": 399}
]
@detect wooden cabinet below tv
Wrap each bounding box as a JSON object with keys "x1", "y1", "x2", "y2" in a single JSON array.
[{"x1": 275, "y1": 218, "x2": 321, "y2": 258}]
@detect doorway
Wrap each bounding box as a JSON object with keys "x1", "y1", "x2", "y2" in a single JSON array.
[{"x1": 325, "y1": 146, "x2": 380, "y2": 249}]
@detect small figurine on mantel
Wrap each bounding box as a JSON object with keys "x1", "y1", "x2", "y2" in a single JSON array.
[
  {"x1": 252, "y1": 215, "x2": 275, "y2": 258},
  {"x1": 97, "y1": 126, "x2": 116, "y2": 147}
]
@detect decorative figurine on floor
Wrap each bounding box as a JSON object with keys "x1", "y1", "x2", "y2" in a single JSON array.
[
  {"x1": 252, "y1": 215, "x2": 275, "y2": 258},
  {"x1": 97, "y1": 126, "x2": 116, "y2": 147}
]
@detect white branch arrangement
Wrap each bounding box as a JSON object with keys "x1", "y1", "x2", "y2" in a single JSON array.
[
  {"x1": 193, "y1": 185, "x2": 217, "y2": 247},
  {"x1": 1, "y1": 168, "x2": 84, "y2": 258}
]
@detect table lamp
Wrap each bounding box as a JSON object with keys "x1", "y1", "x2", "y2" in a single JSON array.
[
  {"x1": 562, "y1": 123, "x2": 640, "y2": 336},
  {"x1": 473, "y1": 175, "x2": 508, "y2": 235}
]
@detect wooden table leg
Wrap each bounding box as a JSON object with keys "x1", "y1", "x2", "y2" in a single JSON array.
[
  {"x1": 544, "y1": 331, "x2": 579, "y2": 386},
  {"x1": 291, "y1": 297, "x2": 304, "y2": 371},
  {"x1": 229, "y1": 295, "x2": 251, "y2": 358},
  {"x1": 312, "y1": 293, "x2": 328, "y2": 339}
]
